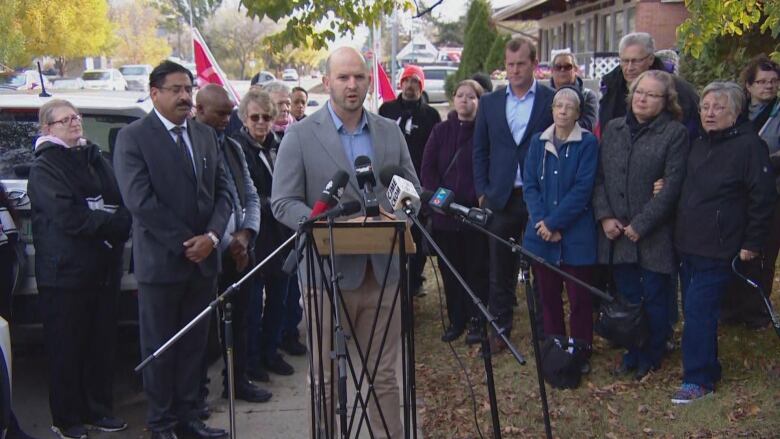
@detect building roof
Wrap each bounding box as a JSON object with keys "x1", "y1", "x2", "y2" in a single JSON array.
[{"x1": 492, "y1": 0, "x2": 570, "y2": 22}]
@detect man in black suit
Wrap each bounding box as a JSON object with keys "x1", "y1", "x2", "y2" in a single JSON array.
[
  {"x1": 473, "y1": 37, "x2": 554, "y2": 351},
  {"x1": 113, "y1": 61, "x2": 231, "y2": 439}
]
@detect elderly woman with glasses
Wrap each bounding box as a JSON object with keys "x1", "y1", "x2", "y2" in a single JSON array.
[
  {"x1": 233, "y1": 87, "x2": 299, "y2": 379},
  {"x1": 27, "y1": 99, "x2": 131, "y2": 438},
  {"x1": 672, "y1": 82, "x2": 776, "y2": 404},
  {"x1": 522, "y1": 86, "x2": 599, "y2": 372},
  {"x1": 548, "y1": 52, "x2": 599, "y2": 131},
  {"x1": 721, "y1": 56, "x2": 780, "y2": 329},
  {"x1": 593, "y1": 70, "x2": 689, "y2": 381}
]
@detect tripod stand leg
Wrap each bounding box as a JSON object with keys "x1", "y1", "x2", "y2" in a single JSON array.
[
  {"x1": 478, "y1": 318, "x2": 502, "y2": 439},
  {"x1": 520, "y1": 263, "x2": 553, "y2": 439},
  {"x1": 223, "y1": 303, "x2": 237, "y2": 439}
]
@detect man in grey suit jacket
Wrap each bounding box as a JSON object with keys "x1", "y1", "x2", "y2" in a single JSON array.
[
  {"x1": 113, "y1": 61, "x2": 231, "y2": 439},
  {"x1": 272, "y1": 47, "x2": 419, "y2": 439}
]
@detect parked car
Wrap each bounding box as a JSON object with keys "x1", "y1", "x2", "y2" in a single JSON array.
[
  {"x1": 420, "y1": 66, "x2": 457, "y2": 104},
  {"x1": 282, "y1": 68, "x2": 299, "y2": 81},
  {"x1": 81, "y1": 69, "x2": 128, "y2": 91},
  {"x1": 0, "y1": 92, "x2": 152, "y2": 326},
  {"x1": 251, "y1": 71, "x2": 276, "y2": 86},
  {"x1": 119, "y1": 64, "x2": 153, "y2": 92},
  {"x1": 51, "y1": 77, "x2": 85, "y2": 90},
  {"x1": 0, "y1": 71, "x2": 52, "y2": 91}
]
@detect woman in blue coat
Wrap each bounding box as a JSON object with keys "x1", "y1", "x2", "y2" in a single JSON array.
[{"x1": 523, "y1": 86, "x2": 599, "y2": 370}]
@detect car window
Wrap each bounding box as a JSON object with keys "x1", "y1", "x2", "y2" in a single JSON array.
[
  {"x1": 0, "y1": 109, "x2": 138, "y2": 178},
  {"x1": 424, "y1": 69, "x2": 454, "y2": 81},
  {"x1": 120, "y1": 67, "x2": 147, "y2": 76},
  {"x1": 83, "y1": 72, "x2": 110, "y2": 81},
  {"x1": 0, "y1": 73, "x2": 25, "y2": 87}
]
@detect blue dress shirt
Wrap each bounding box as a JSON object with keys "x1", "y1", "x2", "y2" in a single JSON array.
[
  {"x1": 327, "y1": 101, "x2": 374, "y2": 166},
  {"x1": 505, "y1": 80, "x2": 537, "y2": 187}
]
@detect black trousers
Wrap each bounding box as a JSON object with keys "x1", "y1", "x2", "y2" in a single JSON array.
[
  {"x1": 487, "y1": 190, "x2": 528, "y2": 331},
  {"x1": 218, "y1": 252, "x2": 252, "y2": 384},
  {"x1": 434, "y1": 229, "x2": 489, "y2": 330},
  {"x1": 138, "y1": 273, "x2": 215, "y2": 432},
  {"x1": 39, "y1": 285, "x2": 118, "y2": 428}
]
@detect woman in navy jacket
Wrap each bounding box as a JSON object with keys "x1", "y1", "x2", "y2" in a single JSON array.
[{"x1": 522, "y1": 87, "x2": 599, "y2": 370}]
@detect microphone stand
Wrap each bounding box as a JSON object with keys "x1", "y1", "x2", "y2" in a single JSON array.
[
  {"x1": 399, "y1": 203, "x2": 526, "y2": 439},
  {"x1": 452, "y1": 215, "x2": 614, "y2": 439},
  {"x1": 134, "y1": 232, "x2": 299, "y2": 439}
]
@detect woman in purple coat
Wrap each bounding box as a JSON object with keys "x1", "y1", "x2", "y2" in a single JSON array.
[{"x1": 421, "y1": 79, "x2": 487, "y2": 344}]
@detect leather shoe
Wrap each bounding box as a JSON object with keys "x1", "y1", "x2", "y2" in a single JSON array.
[
  {"x1": 488, "y1": 330, "x2": 510, "y2": 354},
  {"x1": 150, "y1": 430, "x2": 178, "y2": 439},
  {"x1": 247, "y1": 365, "x2": 270, "y2": 382},
  {"x1": 465, "y1": 325, "x2": 481, "y2": 345},
  {"x1": 281, "y1": 335, "x2": 307, "y2": 356},
  {"x1": 440, "y1": 326, "x2": 464, "y2": 342},
  {"x1": 222, "y1": 380, "x2": 272, "y2": 403},
  {"x1": 611, "y1": 362, "x2": 635, "y2": 377},
  {"x1": 634, "y1": 364, "x2": 657, "y2": 381},
  {"x1": 177, "y1": 420, "x2": 227, "y2": 439},
  {"x1": 262, "y1": 354, "x2": 294, "y2": 376}
]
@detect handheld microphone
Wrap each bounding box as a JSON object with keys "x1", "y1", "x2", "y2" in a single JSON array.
[
  {"x1": 310, "y1": 170, "x2": 350, "y2": 218},
  {"x1": 354, "y1": 155, "x2": 380, "y2": 217},
  {"x1": 429, "y1": 187, "x2": 492, "y2": 226}
]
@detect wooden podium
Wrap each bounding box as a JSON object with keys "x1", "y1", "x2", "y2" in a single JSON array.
[{"x1": 302, "y1": 217, "x2": 419, "y2": 439}]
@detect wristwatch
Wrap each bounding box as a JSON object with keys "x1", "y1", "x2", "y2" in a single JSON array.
[{"x1": 206, "y1": 231, "x2": 220, "y2": 248}]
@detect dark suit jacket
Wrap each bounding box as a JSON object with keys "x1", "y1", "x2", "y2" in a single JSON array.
[
  {"x1": 473, "y1": 83, "x2": 554, "y2": 210},
  {"x1": 113, "y1": 111, "x2": 232, "y2": 284}
]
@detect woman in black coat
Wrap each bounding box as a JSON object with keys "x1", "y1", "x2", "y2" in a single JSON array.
[
  {"x1": 672, "y1": 82, "x2": 776, "y2": 404},
  {"x1": 28, "y1": 99, "x2": 131, "y2": 438}
]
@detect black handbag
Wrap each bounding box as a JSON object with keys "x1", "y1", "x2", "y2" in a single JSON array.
[
  {"x1": 540, "y1": 336, "x2": 589, "y2": 389},
  {"x1": 594, "y1": 243, "x2": 650, "y2": 349}
]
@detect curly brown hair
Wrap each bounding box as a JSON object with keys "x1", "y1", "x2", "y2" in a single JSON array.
[{"x1": 739, "y1": 54, "x2": 780, "y2": 87}]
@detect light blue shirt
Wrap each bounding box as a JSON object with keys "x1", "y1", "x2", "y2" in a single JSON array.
[
  {"x1": 327, "y1": 101, "x2": 373, "y2": 166},
  {"x1": 154, "y1": 108, "x2": 197, "y2": 175},
  {"x1": 506, "y1": 80, "x2": 537, "y2": 187}
]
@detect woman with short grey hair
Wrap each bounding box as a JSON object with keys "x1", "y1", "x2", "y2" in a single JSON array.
[{"x1": 672, "y1": 81, "x2": 776, "y2": 404}]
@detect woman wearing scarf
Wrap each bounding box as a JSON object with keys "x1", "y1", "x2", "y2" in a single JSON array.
[
  {"x1": 28, "y1": 99, "x2": 131, "y2": 439},
  {"x1": 592, "y1": 70, "x2": 689, "y2": 381}
]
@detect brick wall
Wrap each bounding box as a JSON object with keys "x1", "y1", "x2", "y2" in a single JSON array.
[{"x1": 635, "y1": 1, "x2": 690, "y2": 50}]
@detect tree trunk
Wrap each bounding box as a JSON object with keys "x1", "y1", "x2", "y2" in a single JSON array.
[{"x1": 56, "y1": 56, "x2": 65, "y2": 77}]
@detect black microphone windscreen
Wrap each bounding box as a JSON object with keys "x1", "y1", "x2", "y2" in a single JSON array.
[
  {"x1": 379, "y1": 165, "x2": 406, "y2": 187},
  {"x1": 332, "y1": 170, "x2": 350, "y2": 190},
  {"x1": 340, "y1": 200, "x2": 362, "y2": 216},
  {"x1": 354, "y1": 155, "x2": 371, "y2": 168}
]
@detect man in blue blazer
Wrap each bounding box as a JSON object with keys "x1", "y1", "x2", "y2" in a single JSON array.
[{"x1": 473, "y1": 37, "x2": 554, "y2": 351}]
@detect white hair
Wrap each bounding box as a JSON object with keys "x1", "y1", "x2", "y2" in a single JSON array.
[
  {"x1": 619, "y1": 32, "x2": 655, "y2": 57},
  {"x1": 701, "y1": 81, "x2": 745, "y2": 118}
]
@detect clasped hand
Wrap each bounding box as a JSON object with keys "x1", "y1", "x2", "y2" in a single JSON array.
[{"x1": 535, "y1": 221, "x2": 561, "y2": 242}]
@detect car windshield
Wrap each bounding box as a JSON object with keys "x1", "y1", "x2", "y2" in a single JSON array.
[
  {"x1": 0, "y1": 109, "x2": 137, "y2": 179},
  {"x1": 0, "y1": 73, "x2": 25, "y2": 87},
  {"x1": 424, "y1": 69, "x2": 453, "y2": 81},
  {"x1": 83, "y1": 72, "x2": 111, "y2": 80},
  {"x1": 120, "y1": 67, "x2": 146, "y2": 76}
]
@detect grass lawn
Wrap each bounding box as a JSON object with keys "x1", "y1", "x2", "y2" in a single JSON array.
[{"x1": 413, "y1": 264, "x2": 780, "y2": 438}]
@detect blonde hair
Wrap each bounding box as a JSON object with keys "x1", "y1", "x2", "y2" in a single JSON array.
[{"x1": 627, "y1": 70, "x2": 683, "y2": 121}]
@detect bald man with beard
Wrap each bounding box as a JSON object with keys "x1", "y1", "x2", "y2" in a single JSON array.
[{"x1": 194, "y1": 84, "x2": 270, "y2": 405}]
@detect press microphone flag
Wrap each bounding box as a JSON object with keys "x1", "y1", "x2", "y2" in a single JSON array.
[
  {"x1": 310, "y1": 170, "x2": 350, "y2": 218},
  {"x1": 429, "y1": 187, "x2": 492, "y2": 226},
  {"x1": 354, "y1": 156, "x2": 380, "y2": 217}
]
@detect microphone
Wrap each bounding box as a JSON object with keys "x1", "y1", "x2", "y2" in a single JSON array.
[
  {"x1": 354, "y1": 155, "x2": 380, "y2": 217},
  {"x1": 310, "y1": 170, "x2": 350, "y2": 218},
  {"x1": 429, "y1": 187, "x2": 492, "y2": 227},
  {"x1": 380, "y1": 165, "x2": 431, "y2": 216}
]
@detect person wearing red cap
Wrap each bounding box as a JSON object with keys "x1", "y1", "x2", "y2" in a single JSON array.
[{"x1": 379, "y1": 64, "x2": 441, "y2": 297}]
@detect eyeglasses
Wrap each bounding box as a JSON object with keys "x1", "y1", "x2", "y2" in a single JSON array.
[
  {"x1": 699, "y1": 104, "x2": 728, "y2": 115},
  {"x1": 553, "y1": 64, "x2": 574, "y2": 72},
  {"x1": 620, "y1": 54, "x2": 651, "y2": 66},
  {"x1": 249, "y1": 113, "x2": 273, "y2": 123},
  {"x1": 753, "y1": 78, "x2": 779, "y2": 86},
  {"x1": 157, "y1": 85, "x2": 193, "y2": 95},
  {"x1": 48, "y1": 114, "x2": 82, "y2": 126},
  {"x1": 634, "y1": 89, "x2": 665, "y2": 100}
]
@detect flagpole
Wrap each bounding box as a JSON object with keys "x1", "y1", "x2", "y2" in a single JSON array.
[{"x1": 372, "y1": 23, "x2": 381, "y2": 113}]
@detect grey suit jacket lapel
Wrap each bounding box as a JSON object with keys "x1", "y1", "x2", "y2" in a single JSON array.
[
  {"x1": 149, "y1": 113, "x2": 196, "y2": 184},
  {"x1": 366, "y1": 112, "x2": 386, "y2": 174},
  {"x1": 311, "y1": 107, "x2": 352, "y2": 172},
  {"x1": 188, "y1": 123, "x2": 203, "y2": 186}
]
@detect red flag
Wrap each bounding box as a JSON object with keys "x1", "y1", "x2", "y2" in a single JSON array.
[
  {"x1": 376, "y1": 61, "x2": 396, "y2": 103},
  {"x1": 192, "y1": 27, "x2": 241, "y2": 103}
]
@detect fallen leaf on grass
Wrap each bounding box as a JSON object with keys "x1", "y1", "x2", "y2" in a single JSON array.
[{"x1": 607, "y1": 403, "x2": 619, "y2": 416}]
